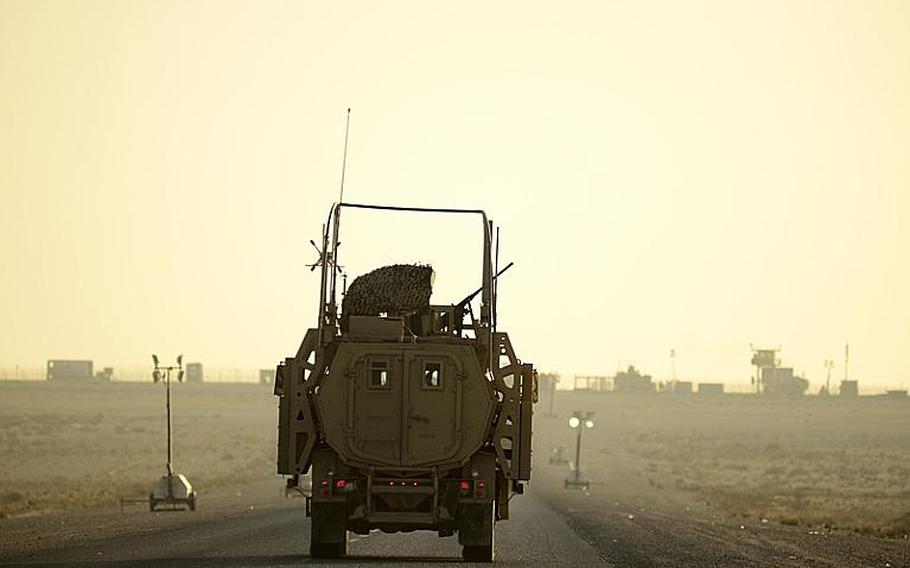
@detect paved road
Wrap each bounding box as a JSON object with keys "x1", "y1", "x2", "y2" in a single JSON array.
[
  {"x1": 3, "y1": 471, "x2": 907, "y2": 568},
  {"x1": 0, "y1": 481, "x2": 608, "y2": 567}
]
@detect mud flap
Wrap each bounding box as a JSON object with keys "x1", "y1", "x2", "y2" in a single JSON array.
[
  {"x1": 457, "y1": 502, "x2": 494, "y2": 547},
  {"x1": 310, "y1": 501, "x2": 348, "y2": 557}
]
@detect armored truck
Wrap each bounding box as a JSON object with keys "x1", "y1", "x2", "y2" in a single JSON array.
[{"x1": 274, "y1": 203, "x2": 536, "y2": 562}]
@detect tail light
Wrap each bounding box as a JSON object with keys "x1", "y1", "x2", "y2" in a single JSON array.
[
  {"x1": 458, "y1": 480, "x2": 487, "y2": 498},
  {"x1": 320, "y1": 478, "x2": 351, "y2": 496}
]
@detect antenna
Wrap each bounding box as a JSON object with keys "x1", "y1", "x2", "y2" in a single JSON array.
[
  {"x1": 327, "y1": 109, "x2": 351, "y2": 330},
  {"x1": 844, "y1": 343, "x2": 849, "y2": 382},
  {"x1": 338, "y1": 108, "x2": 351, "y2": 203},
  {"x1": 493, "y1": 225, "x2": 500, "y2": 332}
]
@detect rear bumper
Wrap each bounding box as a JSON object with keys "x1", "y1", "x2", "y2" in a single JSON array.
[{"x1": 309, "y1": 466, "x2": 493, "y2": 534}]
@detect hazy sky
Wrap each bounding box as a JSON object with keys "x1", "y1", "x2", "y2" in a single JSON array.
[{"x1": 1, "y1": 1, "x2": 908, "y2": 387}]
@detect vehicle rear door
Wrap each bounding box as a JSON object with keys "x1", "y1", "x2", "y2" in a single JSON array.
[
  {"x1": 351, "y1": 350, "x2": 404, "y2": 465},
  {"x1": 402, "y1": 350, "x2": 462, "y2": 465}
]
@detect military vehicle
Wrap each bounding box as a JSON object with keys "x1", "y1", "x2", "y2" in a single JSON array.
[{"x1": 275, "y1": 202, "x2": 536, "y2": 562}]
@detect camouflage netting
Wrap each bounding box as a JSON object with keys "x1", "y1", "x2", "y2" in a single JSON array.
[{"x1": 341, "y1": 264, "x2": 434, "y2": 329}]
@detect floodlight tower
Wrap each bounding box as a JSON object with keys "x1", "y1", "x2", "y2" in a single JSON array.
[
  {"x1": 149, "y1": 354, "x2": 197, "y2": 511},
  {"x1": 153, "y1": 354, "x2": 184, "y2": 474},
  {"x1": 564, "y1": 411, "x2": 595, "y2": 490},
  {"x1": 824, "y1": 359, "x2": 835, "y2": 395},
  {"x1": 670, "y1": 349, "x2": 677, "y2": 382}
]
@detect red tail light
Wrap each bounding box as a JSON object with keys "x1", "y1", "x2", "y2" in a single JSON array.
[
  {"x1": 459, "y1": 480, "x2": 472, "y2": 494},
  {"x1": 474, "y1": 480, "x2": 486, "y2": 499},
  {"x1": 332, "y1": 479, "x2": 350, "y2": 495},
  {"x1": 320, "y1": 479, "x2": 330, "y2": 496}
]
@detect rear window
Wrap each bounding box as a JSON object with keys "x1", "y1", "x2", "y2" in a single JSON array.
[
  {"x1": 422, "y1": 362, "x2": 442, "y2": 389},
  {"x1": 369, "y1": 361, "x2": 390, "y2": 389}
]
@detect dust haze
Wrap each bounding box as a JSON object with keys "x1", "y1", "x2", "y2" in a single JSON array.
[{"x1": 1, "y1": 1, "x2": 909, "y2": 567}]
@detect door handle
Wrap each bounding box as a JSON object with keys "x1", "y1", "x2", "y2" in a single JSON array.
[{"x1": 409, "y1": 411, "x2": 430, "y2": 425}]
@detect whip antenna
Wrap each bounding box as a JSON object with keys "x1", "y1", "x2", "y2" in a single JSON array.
[{"x1": 338, "y1": 108, "x2": 351, "y2": 203}]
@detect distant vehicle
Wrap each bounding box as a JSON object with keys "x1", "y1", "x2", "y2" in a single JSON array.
[
  {"x1": 614, "y1": 365, "x2": 654, "y2": 393},
  {"x1": 259, "y1": 369, "x2": 275, "y2": 385},
  {"x1": 549, "y1": 445, "x2": 570, "y2": 465},
  {"x1": 274, "y1": 202, "x2": 536, "y2": 562}
]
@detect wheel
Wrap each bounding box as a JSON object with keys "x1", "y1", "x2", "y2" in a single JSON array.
[
  {"x1": 310, "y1": 542, "x2": 347, "y2": 558},
  {"x1": 458, "y1": 502, "x2": 495, "y2": 562},
  {"x1": 188, "y1": 496, "x2": 196, "y2": 511},
  {"x1": 309, "y1": 501, "x2": 348, "y2": 558},
  {"x1": 149, "y1": 494, "x2": 156, "y2": 512},
  {"x1": 462, "y1": 545, "x2": 494, "y2": 562}
]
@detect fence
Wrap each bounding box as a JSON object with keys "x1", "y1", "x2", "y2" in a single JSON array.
[{"x1": 0, "y1": 365, "x2": 269, "y2": 383}]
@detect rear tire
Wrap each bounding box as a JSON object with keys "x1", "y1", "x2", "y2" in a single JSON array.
[
  {"x1": 458, "y1": 502, "x2": 495, "y2": 562},
  {"x1": 309, "y1": 501, "x2": 348, "y2": 558},
  {"x1": 462, "y1": 544, "x2": 494, "y2": 563},
  {"x1": 310, "y1": 541, "x2": 347, "y2": 558}
]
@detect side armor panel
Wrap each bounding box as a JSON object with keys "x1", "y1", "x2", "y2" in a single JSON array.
[
  {"x1": 276, "y1": 329, "x2": 320, "y2": 474},
  {"x1": 490, "y1": 332, "x2": 534, "y2": 481}
]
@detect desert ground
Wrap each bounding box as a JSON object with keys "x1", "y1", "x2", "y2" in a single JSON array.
[
  {"x1": 0, "y1": 381, "x2": 276, "y2": 518},
  {"x1": 540, "y1": 391, "x2": 910, "y2": 537}
]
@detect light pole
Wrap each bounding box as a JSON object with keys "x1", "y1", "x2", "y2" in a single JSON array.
[
  {"x1": 153, "y1": 354, "x2": 184, "y2": 475},
  {"x1": 565, "y1": 411, "x2": 595, "y2": 490},
  {"x1": 149, "y1": 354, "x2": 196, "y2": 511}
]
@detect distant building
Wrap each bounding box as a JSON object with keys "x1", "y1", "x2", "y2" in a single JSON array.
[
  {"x1": 667, "y1": 380, "x2": 693, "y2": 394},
  {"x1": 47, "y1": 360, "x2": 93, "y2": 382},
  {"x1": 538, "y1": 372, "x2": 559, "y2": 395},
  {"x1": 839, "y1": 380, "x2": 858, "y2": 397},
  {"x1": 259, "y1": 369, "x2": 275, "y2": 385},
  {"x1": 885, "y1": 390, "x2": 907, "y2": 398},
  {"x1": 613, "y1": 366, "x2": 654, "y2": 393},
  {"x1": 751, "y1": 349, "x2": 779, "y2": 368},
  {"x1": 761, "y1": 367, "x2": 809, "y2": 396},
  {"x1": 697, "y1": 383, "x2": 724, "y2": 395},
  {"x1": 185, "y1": 363, "x2": 203, "y2": 383},
  {"x1": 751, "y1": 347, "x2": 809, "y2": 396},
  {"x1": 538, "y1": 372, "x2": 560, "y2": 416}
]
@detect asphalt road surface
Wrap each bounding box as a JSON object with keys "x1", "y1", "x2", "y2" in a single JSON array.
[
  {"x1": 2, "y1": 471, "x2": 907, "y2": 567},
  {"x1": 0, "y1": 480, "x2": 607, "y2": 568}
]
